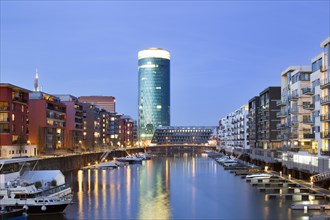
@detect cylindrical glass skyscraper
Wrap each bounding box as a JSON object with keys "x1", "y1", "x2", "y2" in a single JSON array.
[{"x1": 138, "y1": 48, "x2": 170, "y2": 142}]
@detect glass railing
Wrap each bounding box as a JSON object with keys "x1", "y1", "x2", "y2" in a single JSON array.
[
  {"x1": 301, "y1": 87, "x2": 314, "y2": 95},
  {"x1": 320, "y1": 114, "x2": 330, "y2": 121},
  {"x1": 321, "y1": 96, "x2": 330, "y2": 104}
]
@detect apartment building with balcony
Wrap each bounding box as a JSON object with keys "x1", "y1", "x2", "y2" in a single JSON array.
[
  {"x1": 0, "y1": 83, "x2": 37, "y2": 158},
  {"x1": 100, "y1": 110, "x2": 111, "y2": 147},
  {"x1": 281, "y1": 37, "x2": 330, "y2": 174},
  {"x1": 319, "y1": 37, "x2": 330, "y2": 157},
  {"x1": 249, "y1": 87, "x2": 281, "y2": 164},
  {"x1": 82, "y1": 103, "x2": 101, "y2": 150},
  {"x1": 118, "y1": 115, "x2": 134, "y2": 147},
  {"x1": 57, "y1": 95, "x2": 83, "y2": 151},
  {"x1": 29, "y1": 92, "x2": 66, "y2": 154},
  {"x1": 247, "y1": 96, "x2": 260, "y2": 152},
  {"x1": 278, "y1": 66, "x2": 313, "y2": 151},
  {"x1": 218, "y1": 105, "x2": 249, "y2": 154}
]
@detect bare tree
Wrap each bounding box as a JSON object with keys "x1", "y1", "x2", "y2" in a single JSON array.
[{"x1": 17, "y1": 132, "x2": 26, "y2": 157}]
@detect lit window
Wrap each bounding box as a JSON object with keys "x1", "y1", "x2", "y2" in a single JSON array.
[
  {"x1": 12, "y1": 114, "x2": 15, "y2": 121},
  {"x1": 156, "y1": 105, "x2": 162, "y2": 109},
  {"x1": 156, "y1": 86, "x2": 161, "y2": 90}
]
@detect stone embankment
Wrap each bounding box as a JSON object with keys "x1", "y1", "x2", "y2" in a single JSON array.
[{"x1": 36, "y1": 148, "x2": 144, "y2": 172}]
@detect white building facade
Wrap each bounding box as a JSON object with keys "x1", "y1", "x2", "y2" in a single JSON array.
[
  {"x1": 281, "y1": 37, "x2": 330, "y2": 174},
  {"x1": 218, "y1": 105, "x2": 249, "y2": 154}
]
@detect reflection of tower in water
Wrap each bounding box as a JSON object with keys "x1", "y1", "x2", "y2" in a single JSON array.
[{"x1": 138, "y1": 159, "x2": 171, "y2": 219}]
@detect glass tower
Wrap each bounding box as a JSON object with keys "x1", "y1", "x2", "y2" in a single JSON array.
[{"x1": 138, "y1": 48, "x2": 170, "y2": 142}]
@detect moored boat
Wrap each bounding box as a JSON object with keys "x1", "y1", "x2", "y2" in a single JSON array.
[
  {"x1": 116, "y1": 156, "x2": 143, "y2": 164},
  {"x1": 246, "y1": 173, "x2": 272, "y2": 179},
  {"x1": 0, "y1": 157, "x2": 73, "y2": 214}
]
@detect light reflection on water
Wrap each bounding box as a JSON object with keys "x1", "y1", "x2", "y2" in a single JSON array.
[{"x1": 27, "y1": 156, "x2": 330, "y2": 220}]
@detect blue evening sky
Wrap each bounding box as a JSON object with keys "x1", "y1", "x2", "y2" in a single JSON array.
[{"x1": 1, "y1": 1, "x2": 329, "y2": 126}]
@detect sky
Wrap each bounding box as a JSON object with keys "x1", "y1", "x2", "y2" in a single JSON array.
[{"x1": 1, "y1": 1, "x2": 329, "y2": 126}]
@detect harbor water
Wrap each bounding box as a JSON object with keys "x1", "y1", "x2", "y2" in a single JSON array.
[{"x1": 28, "y1": 155, "x2": 330, "y2": 219}]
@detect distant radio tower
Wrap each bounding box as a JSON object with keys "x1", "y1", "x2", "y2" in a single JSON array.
[{"x1": 34, "y1": 67, "x2": 40, "y2": 92}]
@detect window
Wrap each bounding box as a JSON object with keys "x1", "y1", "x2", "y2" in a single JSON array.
[
  {"x1": 0, "y1": 113, "x2": 9, "y2": 122},
  {"x1": 312, "y1": 79, "x2": 320, "y2": 89},
  {"x1": 312, "y1": 58, "x2": 322, "y2": 72}
]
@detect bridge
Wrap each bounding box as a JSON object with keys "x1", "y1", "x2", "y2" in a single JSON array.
[{"x1": 146, "y1": 144, "x2": 217, "y2": 154}]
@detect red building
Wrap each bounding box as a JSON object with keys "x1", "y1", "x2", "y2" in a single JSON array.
[
  {"x1": 0, "y1": 83, "x2": 37, "y2": 157},
  {"x1": 118, "y1": 115, "x2": 134, "y2": 147},
  {"x1": 0, "y1": 83, "x2": 30, "y2": 146},
  {"x1": 57, "y1": 95, "x2": 83, "y2": 151},
  {"x1": 29, "y1": 92, "x2": 66, "y2": 154}
]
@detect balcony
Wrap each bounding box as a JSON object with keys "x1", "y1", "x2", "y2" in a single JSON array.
[
  {"x1": 276, "y1": 99, "x2": 287, "y2": 106},
  {"x1": 0, "y1": 106, "x2": 10, "y2": 111},
  {"x1": 276, "y1": 110, "x2": 288, "y2": 118},
  {"x1": 303, "y1": 133, "x2": 315, "y2": 139},
  {"x1": 321, "y1": 96, "x2": 330, "y2": 105},
  {"x1": 276, "y1": 123, "x2": 285, "y2": 129},
  {"x1": 290, "y1": 107, "x2": 299, "y2": 114},
  {"x1": 302, "y1": 117, "x2": 314, "y2": 125},
  {"x1": 321, "y1": 150, "x2": 330, "y2": 156},
  {"x1": 321, "y1": 131, "x2": 330, "y2": 139},
  {"x1": 289, "y1": 93, "x2": 299, "y2": 101},
  {"x1": 301, "y1": 87, "x2": 314, "y2": 95},
  {"x1": 320, "y1": 114, "x2": 330, "y2": 121},
  {"x1": 302, "y1": 103, "x2": 314, "y2": 110},
  {"x1": 0, "y1": 118, "x2": 10, "y2": 123},
  {"x1": 47, "y1": 105, "x2": 66, "y2": 113},
  {"x1": 12, "y1": 96, "x2": 28, "y2": 104},
  {"x1": 321, "y1": 77, "x2": 330, "y2": 89}
]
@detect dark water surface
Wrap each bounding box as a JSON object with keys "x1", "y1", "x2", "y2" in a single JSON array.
[{"x1": 28, "y1": 155, "x2": 330, "y2": 219}]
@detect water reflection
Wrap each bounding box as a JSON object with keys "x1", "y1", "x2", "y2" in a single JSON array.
[
  {"x1": 138, "y1": 158, "x2": 171, "y2": 219},
  {"x1": 28, "y1": 156, "x2": 330, "y2": 220}
]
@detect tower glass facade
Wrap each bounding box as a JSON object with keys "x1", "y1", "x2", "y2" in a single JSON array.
[{"x1": 138, "y1": 48, "x2": 170, "y2": 141}]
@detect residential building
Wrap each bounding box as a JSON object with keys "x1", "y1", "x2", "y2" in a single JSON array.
[
  {"x1": 138, "y1": 48, "x2": 171, "y2": 143},
  {"x1": 100, "y1": 110, "x2": 111, "y2": 147},
  {"x1": 281, "y1": 37, "x2": 330, "y2": 174},
  {"x1": 118, "y1": 115, "x2": 134, "y2": 147},
  {"x1": 247, "y1": 96, "x2": 260, "y2": 152},
  {"x1": 78, "y1": 96, "x2": 116, "y2": 113},
  {"x1": 249, "y1": 87, "x2": 281, "y2": 164},
  {"x1": 218, "y1": 105, "x2": 249, "y2": 154},
  {"x1": 82, "y1": 103, "x2": 101, "y2": 150},
  {"x1": 57, "y1": 95, "x2": 84, "y2": 151},
  {"x1": 151, "y1": 126, "x2": 215, "y2": 145},
  {"x1": 29, "y1": 91, "x2": 66, "y2": 154},
  {"x1": 0, "y1": 83, "x2": 37, "y2": 158}
]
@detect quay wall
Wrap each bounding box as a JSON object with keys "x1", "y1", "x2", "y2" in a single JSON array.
[{"x1": 35, "y1": 148, "x2": 144, "y2": 172}]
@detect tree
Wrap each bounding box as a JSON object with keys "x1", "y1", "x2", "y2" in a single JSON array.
[{"x1": 17, "y1": 132, "x2": 26, "y2": 157}]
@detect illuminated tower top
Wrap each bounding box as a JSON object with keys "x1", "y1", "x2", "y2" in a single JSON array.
[{"x1": 34, "y1": 67, "x2": 39, "y2": 92}]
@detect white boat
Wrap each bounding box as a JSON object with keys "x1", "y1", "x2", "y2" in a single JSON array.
[
  {"x1": 136, "y1": 153, "x2": 151, "y2": 160},
  {"x1": 116, "y1": 156, "x2": 143, "y2": 164},
  {"x1": 246, "y1": 173, "x2": 272, "y2": 179},
  {"x1": 222, "y1": 160, "x2": 239, "y2": 167},
  {"x1": 0, "y1": 157, "x2": 72, "y2": 214},
  {"x1": 96, "y1": 161, "x2": 118, "y2": 168}
]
